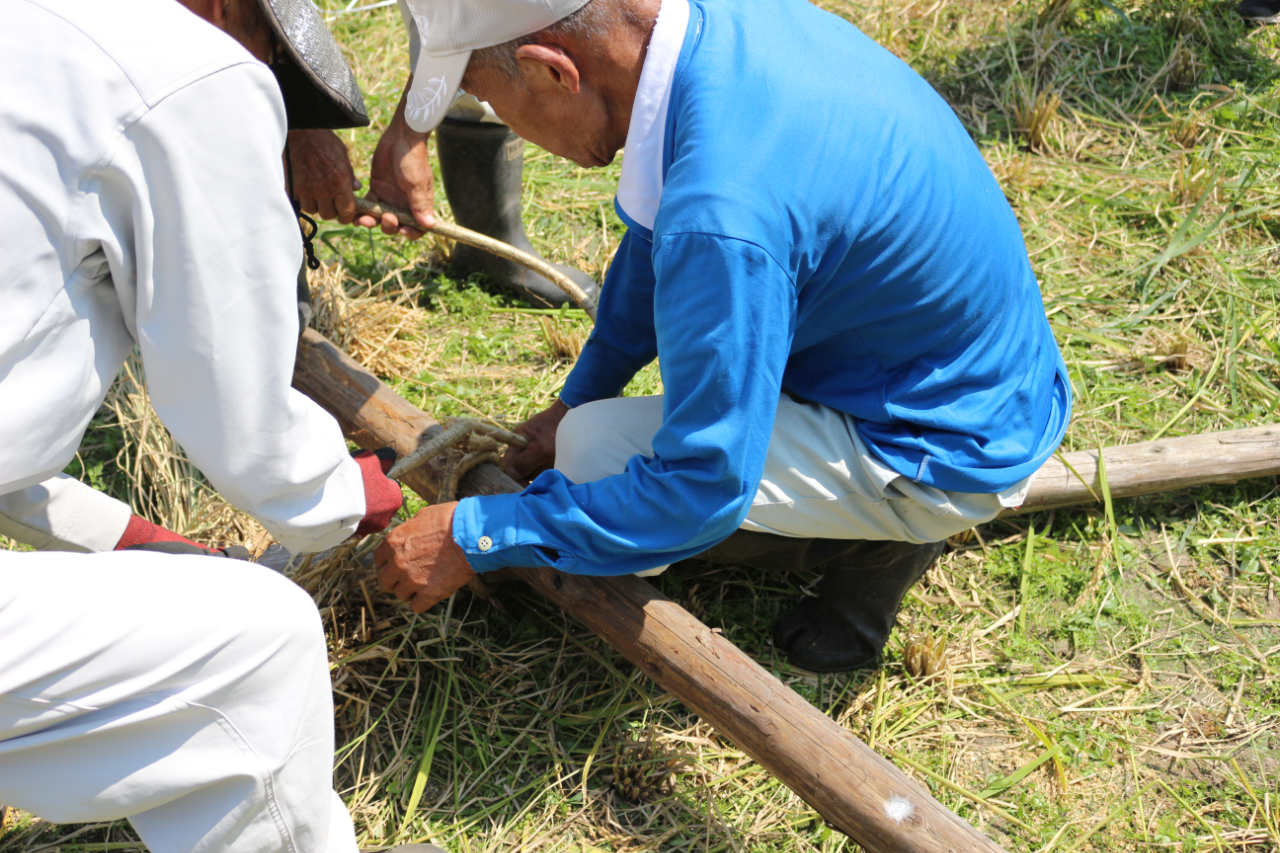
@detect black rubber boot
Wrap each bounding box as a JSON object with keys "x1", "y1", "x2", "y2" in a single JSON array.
[
  {"x1": 773, "y1": 539, "x2": 945, "y2": 673},
  {"x1": 693, "y1": 530, "x2": 944, "y2": 673},
  {"x1": 1238, "y1": 0, "x2": 1280, "y2": 23},
  {"x1": 436, "y1": 118, "x2": 599, "y2": 309},
  {"x1": 693, "y1": 529, "x2": 861, "y2": 573}
]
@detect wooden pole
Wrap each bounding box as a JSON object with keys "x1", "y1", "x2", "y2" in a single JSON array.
[
  {"x1": 1011, "y1": 425, "x2": 1280, "y2": 514},
  {"x1": 293, "y1": 328, "x2": 1010, "y2": 853}
]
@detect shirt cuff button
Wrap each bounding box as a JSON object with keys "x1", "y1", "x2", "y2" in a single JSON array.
[{"x1": 477, "y1": 535, "x2": 493, "y2": 552}]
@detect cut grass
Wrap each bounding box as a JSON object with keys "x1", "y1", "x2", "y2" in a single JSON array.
[{"x1": 3, "y1": 1, "x2": 1280, "y2": 852}]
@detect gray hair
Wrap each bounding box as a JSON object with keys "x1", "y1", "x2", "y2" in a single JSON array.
[{"x1": 465, "y1": 0, "x2": 644, "y2": 89}]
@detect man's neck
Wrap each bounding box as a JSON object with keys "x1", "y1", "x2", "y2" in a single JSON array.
[{"x1": 593, "y1": 0, "x2": 663, "y2": 154}]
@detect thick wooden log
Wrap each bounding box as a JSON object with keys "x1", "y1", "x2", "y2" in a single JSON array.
[
  {"x1": 1013, "y1": 425, "x2": 1280, "y2": 514},
  {"x1": 293, "y1": 328, "x2": 1009, "y2": 853}
]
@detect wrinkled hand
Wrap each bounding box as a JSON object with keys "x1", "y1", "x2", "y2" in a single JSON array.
[
  {"x1": 504, "y1": 398, "x2": 570, "y2": 483},
  {"x1": 359, "y1": 81, "x2": 436, "y2": 238},
  {"x1": 374, "y1": 501, "x2": 474, "y2": 613},
  {"x1": 286, "y1": 129, "x2": 360, "y2": 224}
]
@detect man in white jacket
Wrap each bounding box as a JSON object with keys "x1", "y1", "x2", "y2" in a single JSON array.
[{"x1": 0, "y1": 1, "x2": 437, "y2": 852}]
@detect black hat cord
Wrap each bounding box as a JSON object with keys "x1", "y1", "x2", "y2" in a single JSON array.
[{"x1": 284, "y1": 139, "x2": 322, "y2": 272}]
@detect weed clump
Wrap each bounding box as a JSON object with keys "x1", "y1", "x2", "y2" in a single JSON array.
[
  {"x1": 603, "y1": 728, "x2": 687, "y2": 804},
  {"x1": 1012, "y1": 87, "x2": 1062, "y2": 152},
  {"x1": 904, "y1": 634, "x2": 948, "y2": 681},
  {"x1": 538, "y1": 315, "x2": 586, "y2": 361}
]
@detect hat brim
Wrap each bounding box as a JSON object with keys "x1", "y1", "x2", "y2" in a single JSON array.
[
  {"x1": 258, "y1": 0, "x2": 370, "y2": 129},
  {"x1": 403, "y1": 50, "x2": 472, "y2": 133}
]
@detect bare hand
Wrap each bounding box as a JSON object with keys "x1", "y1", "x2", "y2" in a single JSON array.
[
  {"x1": 374, "y1": 502, "x2": 475, "y2": 613},
  {"x1": 360, "y1": 79, "x2": 436, "y2": 238},
  {"x1": 504, "y1": 399, "x2": 570, "y2": 483},
  {"x1": 286, "y1": 129, "x2": 360, "y2": 224}
]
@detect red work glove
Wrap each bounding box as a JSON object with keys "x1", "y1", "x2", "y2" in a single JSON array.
[
  {"x1": 353, "y1": 448, "x2": 404, "y2": 538},
  {"x1": 115, "y1": 516, "x2": 251, "y2": 559}
]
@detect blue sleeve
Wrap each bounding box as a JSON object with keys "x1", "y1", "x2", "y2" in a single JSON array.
[
  {"x1": 559, "y1": 229, "x2": 658, "y2": 407},
  {"x1": 453, "y1": 233, "x2": 796, "y2": 575}
]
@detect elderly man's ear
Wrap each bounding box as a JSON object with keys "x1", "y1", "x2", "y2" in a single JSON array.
[{"x1": 514, "y1": 44, "x2": 582, "y2": 95}]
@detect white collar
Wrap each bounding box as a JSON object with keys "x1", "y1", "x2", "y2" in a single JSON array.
[{"x1": 615, "y1": 0, "x2": 690, "y2": 234}]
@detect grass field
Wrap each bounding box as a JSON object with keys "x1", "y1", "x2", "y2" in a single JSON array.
[{"x1": 4, "y1": 0, "x2": 1280, "y2": 851}]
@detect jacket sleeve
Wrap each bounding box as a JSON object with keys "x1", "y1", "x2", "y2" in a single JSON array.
[
  {"x1": 559, "y1": 229, "x2": 660, "y2": 407},
  {"x1": 453, "y1": 232, "x2": 795, "y2": 575},
  {"x1": 112, "y1": 63, "x2": 365, "y2": 555},
  {"x1": 0, "y1": 475, "x2": 132, "y2": 553}
]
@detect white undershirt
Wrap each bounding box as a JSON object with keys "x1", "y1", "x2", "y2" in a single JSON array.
[{"x1": 615, "y1": 0, "x2": 691, "y2": 233}]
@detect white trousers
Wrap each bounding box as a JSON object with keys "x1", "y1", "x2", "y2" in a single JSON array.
[
  {"x1": 555, "y1": 394, "x2": 1031, "y2": 573},
  {"x1": 0, "y1": 550, "x2": 357, "y2": 853}
]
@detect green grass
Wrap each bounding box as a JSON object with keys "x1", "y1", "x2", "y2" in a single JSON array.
[{"x1": 4, "y1": 1, "x2": 1280, "y2": 851}]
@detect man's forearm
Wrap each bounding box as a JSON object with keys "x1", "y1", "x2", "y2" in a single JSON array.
[
  {"x1": 559, "y1": 339, "x2": 646, "y2": 408},
  {"x1": 559, "y1": 230, "x2": 658, "y2": 406},
  {"x1": 130, "y1": 63, "x2": 366, "y2": 555},
  {"x1": 0, "y1": 475, "x2": 132, "y2": 552}
]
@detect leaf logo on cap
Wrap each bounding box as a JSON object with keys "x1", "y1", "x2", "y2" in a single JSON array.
[
  {"x1": 413, "y1": 14, "x2": 430, "y2": 41},
  {"x1": 407, "y1": 76, "x2": 447, "y2": 126}
]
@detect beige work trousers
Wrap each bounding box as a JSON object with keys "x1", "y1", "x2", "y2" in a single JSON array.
[{"x1": 555, "y1": 394, "x2": 1031, "y2": 574}]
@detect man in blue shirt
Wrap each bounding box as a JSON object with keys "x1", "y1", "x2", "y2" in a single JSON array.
[{"x1": 374, "y1": 0, "x2": 1071, "y2": 672}]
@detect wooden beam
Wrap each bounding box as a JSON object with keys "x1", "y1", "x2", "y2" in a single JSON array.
[
  {"x1": 1012, "y1": 425, "x2": 1280, "y2": 514},
  {"x1": 293, "y1": 328, "x2": 1010, "y2": 853}
]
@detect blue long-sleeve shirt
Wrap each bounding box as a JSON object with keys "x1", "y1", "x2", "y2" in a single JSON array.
[{"x1": 453, "y1": 0, "x2": 1071, "y2": 576}]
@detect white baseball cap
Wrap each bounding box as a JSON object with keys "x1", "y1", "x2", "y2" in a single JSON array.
[{"x1": 401, "y1": 0, "x2": 592, "y2": 133}]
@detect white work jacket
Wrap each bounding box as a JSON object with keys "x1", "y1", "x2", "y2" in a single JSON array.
[{"x1": 0, "y1": 0, "x2": 365, "y2": 554}]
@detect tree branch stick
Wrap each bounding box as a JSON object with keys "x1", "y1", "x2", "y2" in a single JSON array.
[{"x1": 352, "y1": 198, "x2": 597, "y2": 320}]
